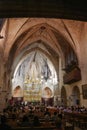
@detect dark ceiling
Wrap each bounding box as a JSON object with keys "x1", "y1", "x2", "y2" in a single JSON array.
[{"x1": 0, "y1": 0, "x2": 87, "y2": 21}]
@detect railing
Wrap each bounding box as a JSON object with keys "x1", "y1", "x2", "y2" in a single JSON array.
[{"x1": 63, "y1": 67, "x2": 81, "y2": 84}]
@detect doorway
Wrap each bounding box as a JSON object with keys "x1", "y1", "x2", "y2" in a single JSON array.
[
  {"x1": 72, "y1": 86, "x2": 80, "y2": 106},
  {"x1": 61, "y1": 86, "x2": 67, "y2": 106}
]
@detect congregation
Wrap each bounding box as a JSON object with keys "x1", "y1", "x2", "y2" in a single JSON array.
[{"x1": 0, "y1": 101, "x2": 87, "y2": 130}]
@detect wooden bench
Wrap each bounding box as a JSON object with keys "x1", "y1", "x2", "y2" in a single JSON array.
[
  {"x1": 12, "y1": 126, "x2": 56, "y2": 130},
  {"x1": 64, "y1": 122, "x2": 74, "y2": 130}
]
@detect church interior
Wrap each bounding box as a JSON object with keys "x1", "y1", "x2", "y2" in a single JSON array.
[{"x1": 0, "y1": 1, "x2": 87, "y2": 130}]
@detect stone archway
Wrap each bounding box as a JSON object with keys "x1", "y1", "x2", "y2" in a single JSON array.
[
  {"x1": 72, "y1": 86, "x2": 80, "y2": 106},
  {"x1": 61, "y1": 86, "x2": 67, "y2": 106},
  {"x1": 12, "y1": 85, "x2": 23, "y2": 98}
]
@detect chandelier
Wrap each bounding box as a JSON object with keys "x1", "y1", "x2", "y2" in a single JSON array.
[{"x1": 24, "y1": 72, "x2": 43, "y2": 85}]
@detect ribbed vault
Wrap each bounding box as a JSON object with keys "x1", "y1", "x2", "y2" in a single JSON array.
[
  {"x1": 0, "y1": 18, "x2": 82, "y2": 92},
  {"x1": 4, "y1": 19, "x2": 79, "y2": 75}
]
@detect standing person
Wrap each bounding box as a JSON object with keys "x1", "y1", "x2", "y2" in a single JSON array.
[
  {"x1": 54, "y1": 115, "x2": 63, "y2": 130},
  {"x1": 33, "y1": 115, "x2": 40, "y2": 126}
]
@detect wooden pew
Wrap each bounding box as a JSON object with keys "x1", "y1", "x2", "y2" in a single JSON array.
[{"x1": 12, "y1": 126, "x2": 56, "y2": 130}]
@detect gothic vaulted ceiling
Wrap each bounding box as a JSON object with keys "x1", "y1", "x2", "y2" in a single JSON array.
[
  {"x1": 0, "y1": 1, "x2": 87, "y2": 92},
  {"x1": 0, "y1": 1, "x2": 86, "y2": 77},
  {"x1": 0, "y1": 18, "x2": 84, "y2": 78}
]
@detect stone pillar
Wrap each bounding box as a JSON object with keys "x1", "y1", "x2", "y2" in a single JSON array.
[
  {"x1": 0, "y1": 90, "x2": 7, "y2": 112},
  {"x1": 79, "y1": 28, "x2": 87, "y2": 107},
  {"x1": 58, "y1": 57, "x2": 65, "y2": 105}
]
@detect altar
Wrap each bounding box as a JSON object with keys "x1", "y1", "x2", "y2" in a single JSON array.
[{"x1": 23, "y1": 84, "x2": 41, "y2": 102}]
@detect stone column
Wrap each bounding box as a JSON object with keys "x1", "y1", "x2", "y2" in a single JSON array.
[
  {"x1": 0, "y1": 90, "x2": 7, "y2": 112},
  {"x1": 58, "y1": 58, "x2": 65, "y2": 105}
]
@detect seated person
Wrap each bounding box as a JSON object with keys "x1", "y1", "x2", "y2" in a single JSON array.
[
  {"x1": 54, "y1": 115, "x2": 63, "y2": 130},
  {"x1": 43, "y1": 114, "x2": 51, "y2": 127},
  {"x1": 44, "y1": 108, "x2": 51, "y2": 117},
  {"x1": 18, "y1": 115, "x2": 30, "y2": 127},
  {"x1": 51, "y1": 111, "x2": 58, "y2": 121},
  {"x1": 33, "y1": 115, "x2": 40, "y2": 126}
]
